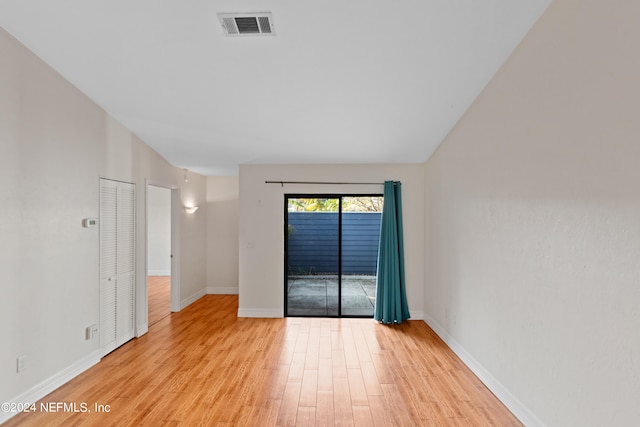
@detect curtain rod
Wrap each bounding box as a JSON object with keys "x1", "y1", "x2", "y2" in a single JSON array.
[{"x1": 265, "y1": 180, "x2": 383, "y2": 186}]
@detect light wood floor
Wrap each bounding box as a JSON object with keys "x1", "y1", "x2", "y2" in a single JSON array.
[
  {"x1": 5, "y1": 295, "x2": 521, "y2": 426},
  {"x1": 148, "y1": 275, "x2": 171, "y2": 326}
]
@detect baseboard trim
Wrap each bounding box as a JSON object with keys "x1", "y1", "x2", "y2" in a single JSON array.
[
  {"x1": 408, "y1": 310, "x2": 424, "y2": 320},
  {"x1": 237, "y1": 308, "x2": 283, "y2": 318},
  {"x1": 136, "y1": 322, "x2": 148, "y2": 338},
  {"x1": 147, "y1": 270, "x2": 170, "y2": 276},
  {"x1": 423, "y1": 314, "x2": 545, "y2": 427},
  {"x1": 207, "y1": 287, "x2": 239, "y2": 295},
  {"x1": 180, "y1": 289, "x2": 206, "y2": 310},
  {"x1": 0, "y1": 350, "x2": 102, "y2": 424}
]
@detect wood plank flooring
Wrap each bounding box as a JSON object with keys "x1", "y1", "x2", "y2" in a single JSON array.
[
  {"x1": 148, "y1": 275, "x2": 171, "y2": 326},
  {"x1": 4, "y1": 295, "x2": 521, "y2": 426}
]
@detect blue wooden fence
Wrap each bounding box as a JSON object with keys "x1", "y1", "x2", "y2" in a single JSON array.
[{"x1": 287, "y1": 212, "x2": 381, "y2": 275}]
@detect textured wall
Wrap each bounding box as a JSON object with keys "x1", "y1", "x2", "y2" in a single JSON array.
[
  {"x1": 423, "y1": 1, "x2": 640, "y2": 425},
  {"x1": 206, "y1": 176, "x2": 239, "y2": 292},
  {"x1": 147, "y1": 185, "x2": 172, "y2": 275}
]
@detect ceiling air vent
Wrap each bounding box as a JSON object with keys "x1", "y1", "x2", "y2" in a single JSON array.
[{"x1": 217, "y1": 12, "x2": 275, "y2": 37}]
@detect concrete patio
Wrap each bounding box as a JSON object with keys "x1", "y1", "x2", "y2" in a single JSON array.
[{"x1": 286, "y1": 275, "x2": 377, "y2": 317}]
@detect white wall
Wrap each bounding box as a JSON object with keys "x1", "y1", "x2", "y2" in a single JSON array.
[
  {"x1": 206, "y1": 176, "x2": 239, "y2": 294},
  {"x1": 238, "y1": 164, "x2": 424, "y2": 317},
  {"x1": 423, "y1": 1, "x2": 640, "y2": 426},
  {"x1": 147, "y1": 185, "x2": 172, "y2": 276},
  {"x1": 0, "y1": 27, "x2": 207, "y2": 418},
  {"x1": 134, "y1": 139, "x2": 207, "y2": 318}
]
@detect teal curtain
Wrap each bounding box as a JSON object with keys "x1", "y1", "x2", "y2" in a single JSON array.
[{"x1": 374, "y1": 181, "x2": 410, "y2": 324}]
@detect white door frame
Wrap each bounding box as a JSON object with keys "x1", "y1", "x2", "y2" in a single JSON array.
[{"x1": 144, "y1": 180, "x2": 181, "y2": 331}]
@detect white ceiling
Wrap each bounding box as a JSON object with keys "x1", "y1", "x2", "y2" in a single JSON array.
[{"x1": 0, "y1": 0, "x2": 550, "y2": 176}]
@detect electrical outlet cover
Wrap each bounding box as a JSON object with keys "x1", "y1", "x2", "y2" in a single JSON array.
[{"x1": 17, "y1": 355, "x2": 26, "y2": 372}]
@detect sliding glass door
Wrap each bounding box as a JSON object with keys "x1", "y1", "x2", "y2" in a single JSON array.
[{"x1": 285, "y1": 195, "x2": 382, "y2": 318}]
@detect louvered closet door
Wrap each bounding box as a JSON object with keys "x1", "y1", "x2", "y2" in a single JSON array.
[
  {"x1": 116, "y1": 182, "x2": 136, "y2": 346},
  {"x1": 100, "y1": 179, "x2": 118, "y2": 354},
  {"x1": 116, "y1": 183, "x2": 135, "y2": 346},
  {"x1": 99, "y1": 178, "x2": 135, "y2": 356}
]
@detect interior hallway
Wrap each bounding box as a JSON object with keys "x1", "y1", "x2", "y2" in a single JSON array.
[{"x1": 148, "y1": 276, "x2": 171, "y2": 326}]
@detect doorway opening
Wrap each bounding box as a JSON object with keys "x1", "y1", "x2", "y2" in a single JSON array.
[
  {"x1": 147, "y1": 185, "x2": 172, "y2": 326},
  {"x1": 285, "y1": 194, "x2": 383, "y2": 317}
]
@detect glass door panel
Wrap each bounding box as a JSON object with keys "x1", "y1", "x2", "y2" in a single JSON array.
[
  {"x1": 340, "y1": 196, "x2": 382, "y2": 317},
  {"x1": 286, "y1": 197, "x2": 339, "y2": 316}
]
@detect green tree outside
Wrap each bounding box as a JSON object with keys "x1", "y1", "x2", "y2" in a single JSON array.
[{"x1": 288, "y1": 197, "x2": 382, "y2": 212}]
